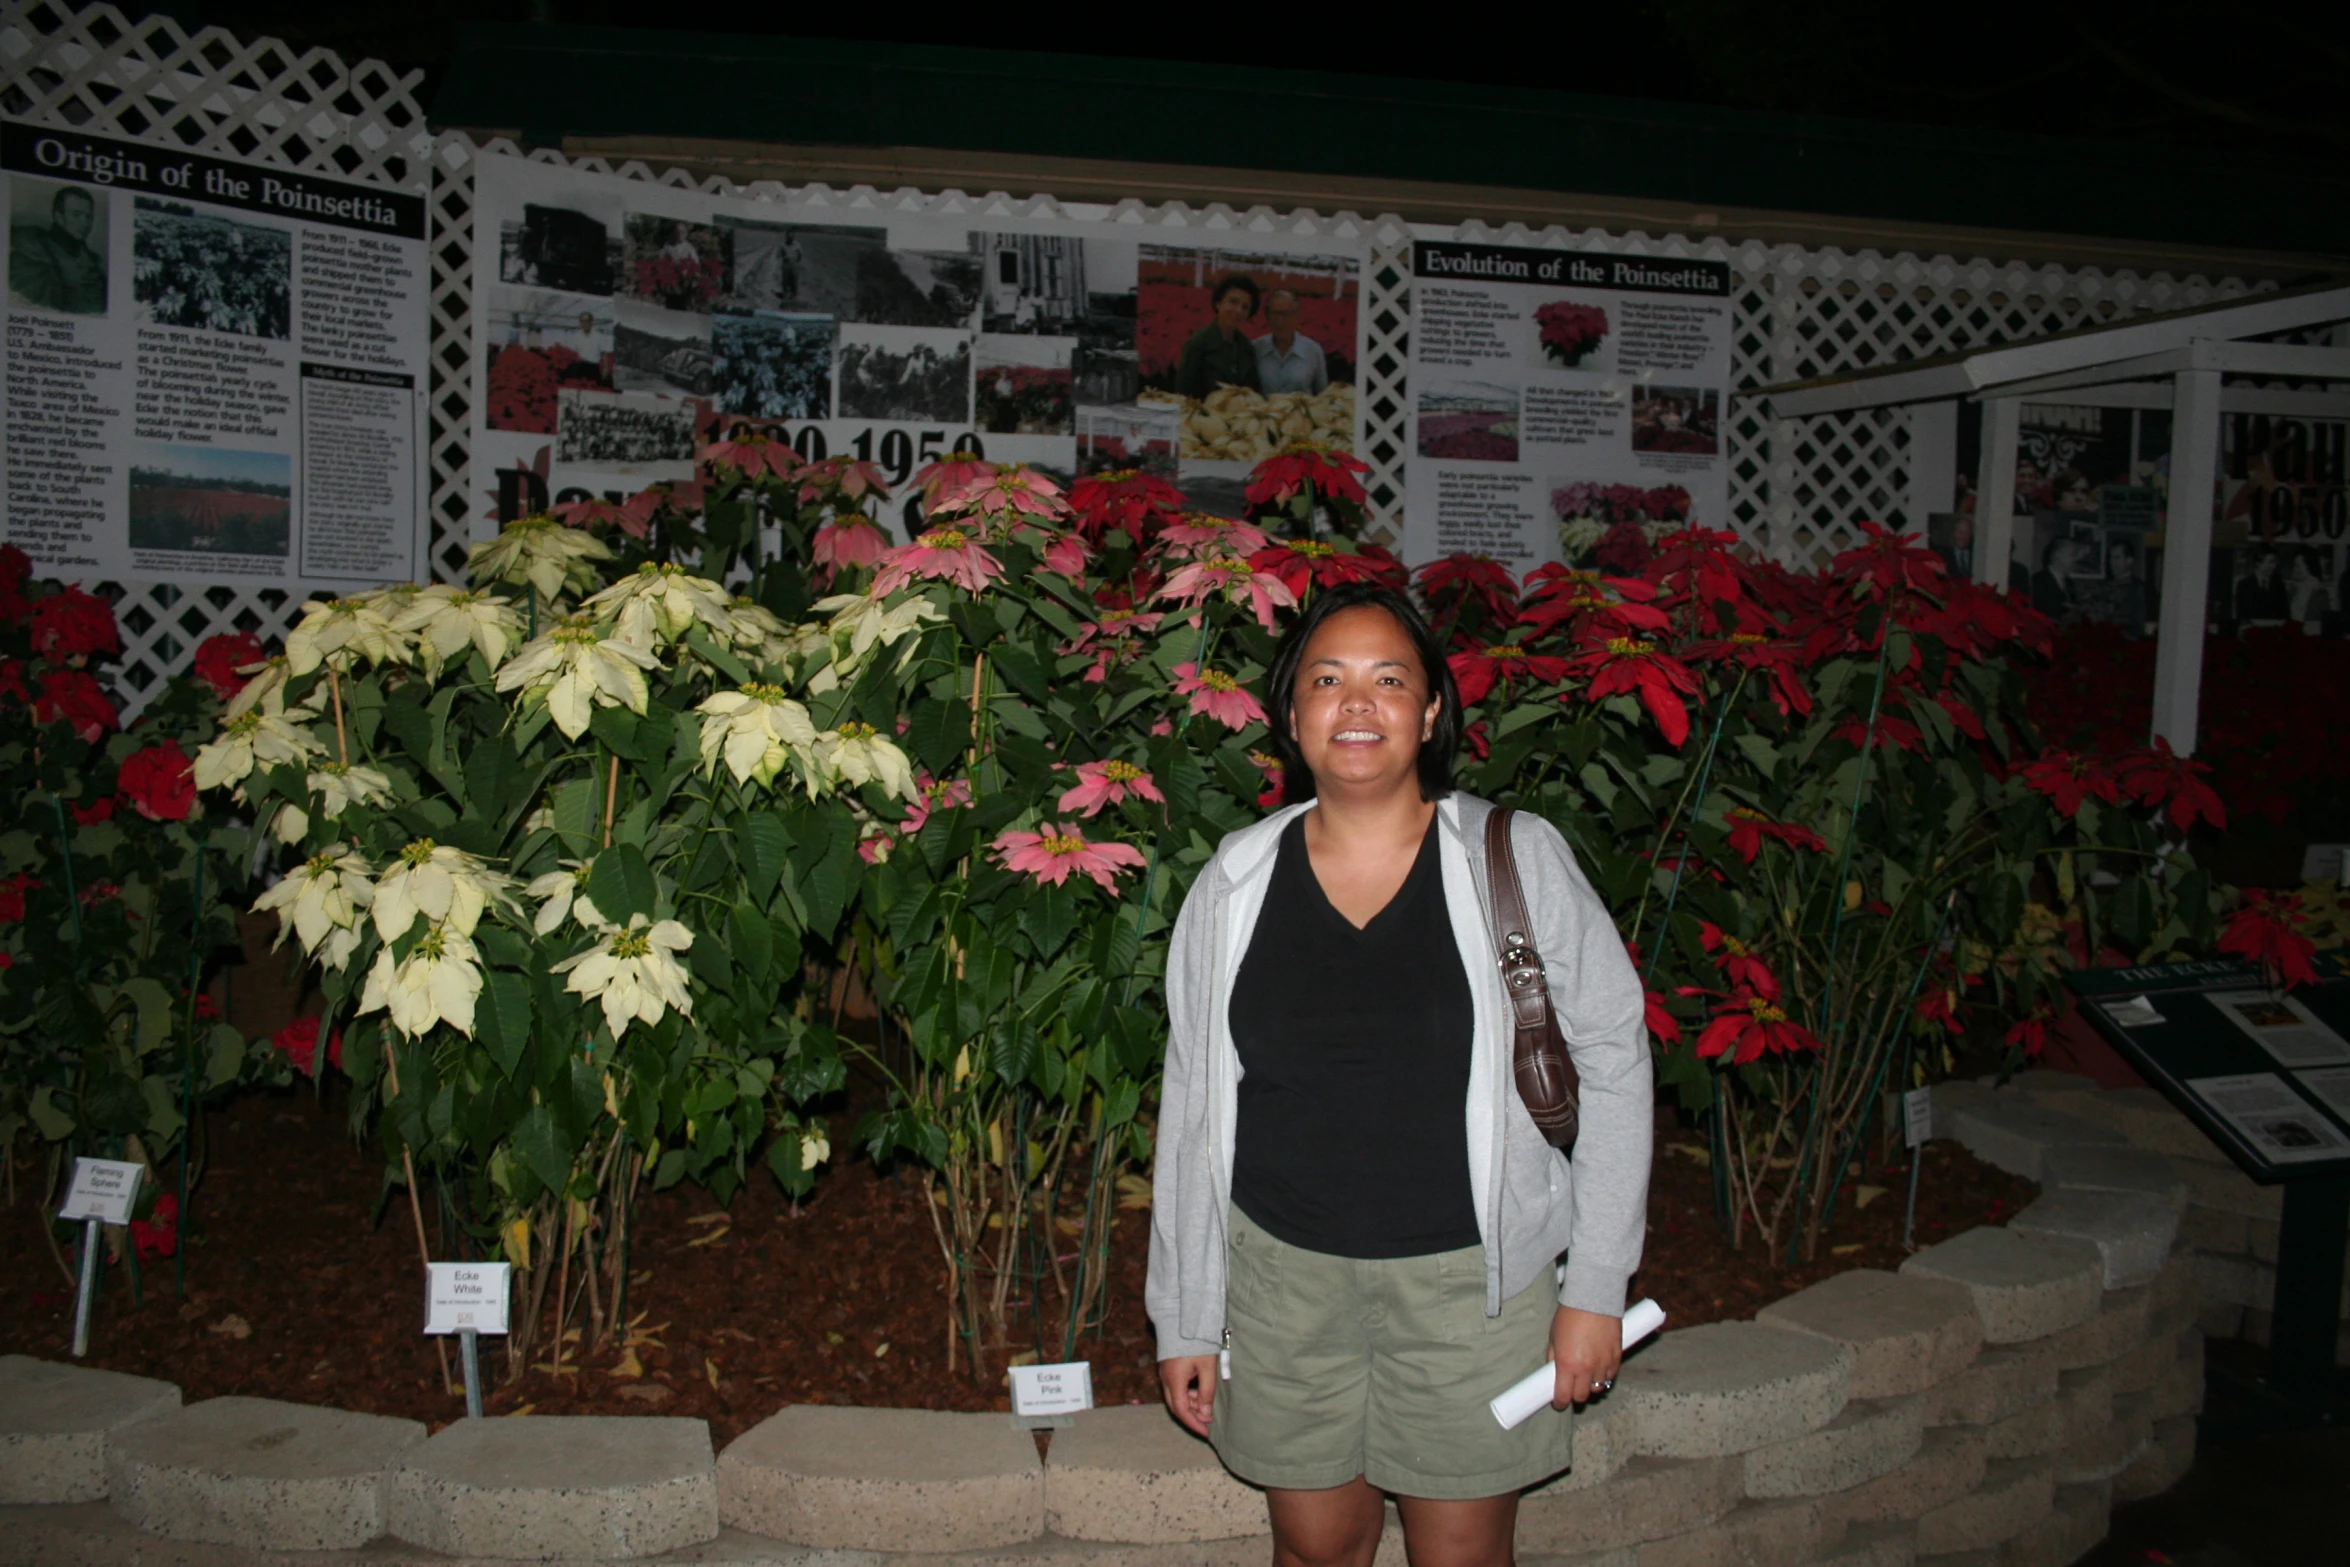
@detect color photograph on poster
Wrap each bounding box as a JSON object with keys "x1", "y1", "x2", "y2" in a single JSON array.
[
  {"x1": 1, "y1": 118, "x2": 429, "y2": 589},
  {"x1": 1402, "y1": 241, "x2": 1732, "y2": 571},
  {"x1": 468, "y1": 153, "x2": 1366, "y2": 537}
]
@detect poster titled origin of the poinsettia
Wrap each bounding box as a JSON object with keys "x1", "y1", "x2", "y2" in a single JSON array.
[{"x1": 1403, "y1": 241, "x2": 1732, "y2": 574}]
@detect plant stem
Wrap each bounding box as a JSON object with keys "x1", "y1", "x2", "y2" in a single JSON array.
[
  {"x1": 326, "y1": 665, "x2": 351, "y2": 767},
  {"x1": 601, "y1": 753, "x2": 621, "y2": 849}
]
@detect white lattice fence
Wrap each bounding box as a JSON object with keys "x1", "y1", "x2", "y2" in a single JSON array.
[
  {"x1": 0, "y1": 0, "x2": 433, "y2": 711},
  {"x1": 2, "y1": 1, "x2": 2269, "y2": 703}
]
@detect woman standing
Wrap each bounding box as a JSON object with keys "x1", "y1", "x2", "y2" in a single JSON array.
[{"x1": 1147, "y1": 583, "x2": 1653, "y2": 1567}]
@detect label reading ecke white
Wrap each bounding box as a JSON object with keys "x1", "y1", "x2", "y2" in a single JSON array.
[
  {"x1": 1008, "y1": 1360, "x2": 1094, "y2": 1417},
  {"x1": 58, "y1": 1157, "x2": 144, "y2": 1224},
  {"x1": 424, "y1": 1261, "x2": 512, "y2": 1335}
]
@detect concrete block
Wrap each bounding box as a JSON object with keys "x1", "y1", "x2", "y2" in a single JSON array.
[
  {"x1": 2008, "y1": 1190, "x2": 2178, "y2": 1289},
  {"x1": 2176, "y1": 1158, "x2": 2283, "y2": 1220},
  {"x1": 2250, "y1": 1217, "x2": 2280, "y2": 1263},
  {"x1": 1900, "y1": 1229, "x2": 2103, "y2": 1344},
  {"x1": 1948, "y1": 1100, "x2": 2124, "y2": 1182},
  {"x1": 2057, "y1": 1389, "x2": 2149, "y2": 1485},
  {"x1": 2107, "y1": 1332, "x2": 2174, "y2": 1396},
  {"x1": 1914, "y1": 1553, "x2": 1997, "y2": 1567},
  {"x1": 2194, "y1": 1301, "x2": 2243, "y2": 1339},
  {"x1": 0, "y1": 1355, "x2": 178, "y2": 1504},
  {"x1": 2147, "y1": 1249, "x2": 2200, "y2": 1334},
  {"x1": 1521, "y1": 1396, "x2": 1629, "y2": 1496},
  {"x1": 1997, "y1": 1480, "x2": 2109, "y2": 1567},
  {"x1": 1757, "y1": 1271, "x2": 1983, "y2": 1400},
  {"x1": 1615, "y1": 1323, "x2": 1852, "y2": 1458},
  {"x1": 1914, "y1": 1457, "x2": 2054, "y2": 1554},
  {"x1": 2052, "y1": 1366, "x2": 2116, "y2": 1451},
  {"x1": 1918, "y1": 1342, "x2": 2058, "y2": 1429},
  {"x1": 106, "y1": 1395, "x2": 423, "y2": 1551},
  {"x1": 2146, "y1": 1334, "x2": 2206, "y2": 1423},
  {"x1": 1517, "y1": 1456, "x2": 1743, "y2": 1557},
  {"x1": 2178, "y1": 1203, "x2": 2251, "y2": 1254},
  {"x1": 1929, "y1": 1080, "x2": 2003, "y2": 1133},
  {"x1": 1826, "y1": 1427, "x2": 1987, "y2": 1528},
  {"x1": 1744, "y1": 1396, "x2": 1923, "y2": 1499},
  {"x1": 2190, "y1": 1250, "x2": 2257, "y2": 1309},
  {"x1": 1521, "y1": 1551, "x2": 1636, "y2": 1567},
  {"x1": 1042, "y1": 1405, "x2": 1260, "y2": 1544},
  {"x1": 2073, "y1": 1086, "x2": 2223, "y2": 1162},
  {"x1": 2007, "y1": 1070, "x2": 2099, "y2": 1098},
  {"x1": 2038, "y1": 1145, "x2": 2187, "y2": 1213},
  {"x1": 2112, "y1": 1415, "x2": 2196, "y2": 1504},
  {"x1": 1635, "y1": 1496, "x2": 1828, "y2": 1567},
  {"x1": 2043, "y1": 1287, "x2": 2149, "y2": 1372},
  {"x1": 1819, "y1": 1519, "x2": 1920, "y2": 1567},
  {"x1": 719, "y1": 1406, "x2": 1037, "y2": 1553},
  {"x1": 387, "y1": 1415, "x2": 715, "y2": 1560}
]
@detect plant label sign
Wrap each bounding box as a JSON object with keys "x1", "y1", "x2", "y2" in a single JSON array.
[
  {"x1": 1902, "y1": 1088, "x2": 1933, "y2": 1150},
  {"x1": 1008, "y1": 1360, "x2": 1094, "y2": 1418},
  {"x1": 424, "y1": 1262, "x2": 512, "y2": 1335},
  {"x1": 58, "y1": 1157, "x2": 143, "y2": 1224}
]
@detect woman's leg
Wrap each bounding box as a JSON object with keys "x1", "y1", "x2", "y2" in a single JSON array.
[
  {"x1": 1266, "y1": 1478, "x2": 1386, "y2": 1567},
  {"x1": 1394, "y1": 1491, "x2": 1520, "y2": 1567}
]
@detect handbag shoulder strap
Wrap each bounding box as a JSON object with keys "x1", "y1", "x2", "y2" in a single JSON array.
[{"x1": 1483, "y1": 806, "x2": 1551, "y2": 1035}]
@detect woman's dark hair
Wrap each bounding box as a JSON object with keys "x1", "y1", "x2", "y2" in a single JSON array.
[
  {"x1": 1210, "y1": 274, "x2": 1260, "y2": 313},
  {"x1": 1264, "y1": 581, "x2": 1461, "y2": 804}
]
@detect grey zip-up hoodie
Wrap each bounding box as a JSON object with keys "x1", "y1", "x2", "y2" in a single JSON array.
[{"x1": 1146, "y1": 792, "x2": 1654, "y2": 1360}]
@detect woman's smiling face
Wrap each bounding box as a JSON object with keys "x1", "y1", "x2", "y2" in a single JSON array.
[{"x1": 1290, "y1": 606, "x2": 1439, "y2": 797}]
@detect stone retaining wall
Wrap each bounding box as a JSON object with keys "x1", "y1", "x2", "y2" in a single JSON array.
[{"x1": 1, "y1": 1069, "x2": 2238, "y2": 1566}]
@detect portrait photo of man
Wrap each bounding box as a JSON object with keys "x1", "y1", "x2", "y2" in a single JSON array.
[
  {"x1": 9, "y1": 178, "x2": 108, "y2": 316},
  {"x1": 1253, "y1": 287, "x2": 1328, "y2": 394}
]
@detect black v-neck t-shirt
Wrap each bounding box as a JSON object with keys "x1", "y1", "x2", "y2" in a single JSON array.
[{"x1": 1228, "y1": 811, "x2": 1481, "y2": 1259}]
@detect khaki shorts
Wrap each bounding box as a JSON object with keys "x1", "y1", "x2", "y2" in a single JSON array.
[{"x1": 1210, "y1": 1205, "x2": 1573, "y2": 1500}]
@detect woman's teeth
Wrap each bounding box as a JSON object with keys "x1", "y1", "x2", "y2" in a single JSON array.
[{"x1": 1333, "y1": 730, "x2": 1381, "y2": 741}]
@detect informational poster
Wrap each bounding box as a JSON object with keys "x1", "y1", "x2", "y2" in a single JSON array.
[
  {"x1": 2, "y1": 120, "x2": 430, "y2": 586},
  {"x1": 1402, "y1": 242, "x2": 1732, "y2": 572},
  {"x1": 470, "y1": 153, "x2": 1365, "y2": 535},
  {"x1": 2217, "y1": 412, "x2": 2348, "y2": 634},
  {"x1": 2185, "y1": 1072, "x2": 2350, "y2": 1165},
  {"x1": 2208, "y1": 989, "x2": 2350, "y2": 1069}
]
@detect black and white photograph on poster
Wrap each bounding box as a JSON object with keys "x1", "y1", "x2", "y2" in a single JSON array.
[
  {"x1": 483, "y1": 290, "x2": 614, "y2": 435},
  {"x1": 2228, "y1": 541, "x2": 2343, "y2": 629},
  {"x1": 127, "y1": 446, "x2": 291, "y2": 557},
  {"x1": 975, "y1": 335, "x2": 1074, "y2": 436},
  {"x1": 556, "y1": 388, "x2": 696, "y2": 469},
  {"x1": 131, "y1": 197, "x2": 291, "y2": 340},
  {"x1": 2186, "y1": 1073, "x2": 2350, "y2": 1165},
  {"x1": 7, "y1": 174, "x2": 107, "y2": 315},
  {"x1": 855, "y1": 247, "x2": 982, "y2": 329},
  {"x1": 3, "y1": 118, "x2": 429, "y2": 589},
  {"x1": 1630, "y1": 385, "x2": 1719, "y2": 456},
  {"x1": 1404, "y1": 240, "x2": 1731, "y2": 572},
  {"x1": 611, "y1": 300, "x2": 714, "y2": 398},
  {"x1": 720, "y1": 218, "x2": 880, "y2": 317},
  {"x1": 1927, "y1": 513, "x2": 1979, "y2": 581},
  {"x1": 1417, "y1": 383, "x2": 1519, "y2": 464},
  {"x1": 500, "y1": 200, "x2": 619, "y2": 296},
  {"x1": 980, "y1": 232, "x2": 1092, "y2": 335},
  {"x1": 712, "y1": 311, "x2": 832, "y2": 421},
  {"x1": 622, "y1": 213, "x2": 731, "y2": 313},
  {"x1": 2080, "y1": 529, "x2": 2152, "y2": 633},
  {"x1": 837, "y1": 324, "x2": 970, "y2": 424}
]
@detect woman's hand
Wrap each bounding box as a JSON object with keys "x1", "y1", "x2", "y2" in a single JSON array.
[
  {"x1": 1549, "y1": 1306, "x2": 1623, "y2": 1409},
  {"x1": 1159, "y1": 1354, "x2": 1220, "y2": 1437}
]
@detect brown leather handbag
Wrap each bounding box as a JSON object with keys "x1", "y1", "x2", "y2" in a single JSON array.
[{"x1": 1484, "y1": 807, "x2": 1580, "y2": 1149}]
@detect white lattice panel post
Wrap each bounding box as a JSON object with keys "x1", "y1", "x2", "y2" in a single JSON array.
[{"x1": 0, "y1": 0, "x2": 432, "y2": 713}]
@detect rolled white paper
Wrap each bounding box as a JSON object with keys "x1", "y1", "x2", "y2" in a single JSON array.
[{"x1": 1489, "y1": 1297, "x2": 1667, "y2": 1430}]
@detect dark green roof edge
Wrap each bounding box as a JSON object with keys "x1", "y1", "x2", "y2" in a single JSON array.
[{"x1": 432, "y1": 22, "x2": 2349, "y2": 260}]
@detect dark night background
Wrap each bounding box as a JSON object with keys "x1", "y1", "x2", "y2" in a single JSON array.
[{"x1": 131, "y1": 1, "x2": 2350, "y2": 168}]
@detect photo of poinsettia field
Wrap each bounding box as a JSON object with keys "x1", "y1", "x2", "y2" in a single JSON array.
[
  {"x1": 5, "y1": 422, "x2": 2331, "y2": 1417},
  {"x1": 1418, "y1": 386, "x2": 1520, "y2": 461}
]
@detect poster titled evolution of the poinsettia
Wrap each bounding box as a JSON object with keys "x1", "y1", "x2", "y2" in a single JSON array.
[
  {"x1": 469, "y1": 152, "x2": 1367, "y2": 539},
  {"x1": 1403, "y1": 241, "x2": 1732, "y2": 574}
]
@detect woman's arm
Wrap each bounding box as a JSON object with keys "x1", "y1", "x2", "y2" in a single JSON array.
[{"x1": 1519, "y1": 812, "x2": 1654, "y2": 1318}]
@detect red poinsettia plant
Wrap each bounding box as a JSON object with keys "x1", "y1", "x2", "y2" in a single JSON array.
[
  {"x1": 1534, "y1": 300, "x2": 1609, "y2": 366},
  {"x1": 0, "y1": 548, "x2": 259, "y2": 1215}
]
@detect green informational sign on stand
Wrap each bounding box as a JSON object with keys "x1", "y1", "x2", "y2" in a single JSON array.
[{"x1": 2066, "y1": 959, "x2": 2350, "y2": 1423}]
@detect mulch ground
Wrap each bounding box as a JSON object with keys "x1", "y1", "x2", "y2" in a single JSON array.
[{"x1": 0, "y1": 1080, "x2": 2034, "y2": 1444}]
